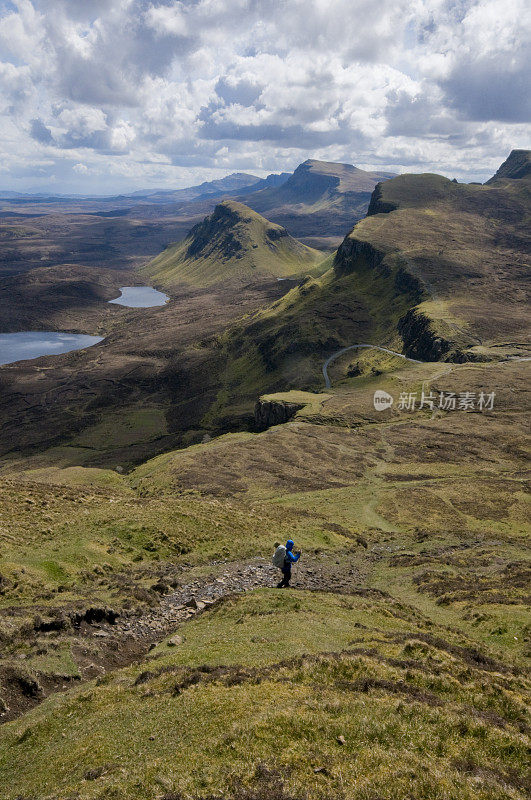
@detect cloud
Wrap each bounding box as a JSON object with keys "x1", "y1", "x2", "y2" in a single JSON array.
[
  {"x1": 29, "y1": 117, "x2": 54, "y2": 143},
  {"x1": 442, "y1": 53, "x2": 531, "y2": 123},
  {"x1": 73, "y1": 162, "x2": 90, "y2": 174},
  {"x1": 0, "y1": 0, "x2": 529, "y2": 192}
]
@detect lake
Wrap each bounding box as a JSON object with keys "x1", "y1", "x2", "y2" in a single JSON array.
[
  {"x1": 0, "y1": 332, "x2": 104, "y2": 366},
  {"x1": 109, "y1": 286, "x2": 169, "y2": 307}
]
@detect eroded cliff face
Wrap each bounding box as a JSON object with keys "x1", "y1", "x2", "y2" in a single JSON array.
[
  {"x1": 333, "y1": 236, "x2": 388, "y2": 277},
  {"x1": 397, "y1": 308, "x2": 484, "y2": 363},
  {"x1": 397, "y1": 309, "x2": 453, "y2": 361},
  {"x1": 333, "y1": 231, "x2": 427, "y2": 308},
  {"x1": 254, "y1": 398, "x2": 304, "y2": 431},
  {"x1": 367, "y1": 181, "x2": 398, "y2": 216}
]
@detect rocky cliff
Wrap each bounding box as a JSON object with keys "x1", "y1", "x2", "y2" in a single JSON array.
[{"x1": 254, "y1": 398, "x2": 304, "y2": 431}]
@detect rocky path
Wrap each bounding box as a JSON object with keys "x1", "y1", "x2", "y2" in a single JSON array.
[
  {"x1": 105, "y1": 549, "x2": 367, "y2": 643},
  {"x1": 1, "y1": 550, "x2": 368, "y2": 722},
  {"x1": 112, "y1": 558, "x2": 278, "y2": 640}
]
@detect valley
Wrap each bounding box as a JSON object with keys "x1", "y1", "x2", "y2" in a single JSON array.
[{"x1": 0, "y1": 151, "x2": 529, "y2": 800}]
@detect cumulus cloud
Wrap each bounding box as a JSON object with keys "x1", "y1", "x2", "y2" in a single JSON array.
[
  {"x1": 0, "y1": 0, "x2": 529, "y2": 192},
  {"x1": 29, "y1": 118, "x2": 54, "y2": 144}
]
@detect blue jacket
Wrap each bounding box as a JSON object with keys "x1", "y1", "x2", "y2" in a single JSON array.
[{"x1": 284, "y1": 539, "x2": 300, "y2": 565}]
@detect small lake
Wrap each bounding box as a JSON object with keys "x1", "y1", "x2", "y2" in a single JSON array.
[
  {"x1": 109, "y1": 286, "x2": 169, "y2": 307},
  {"x1": 0, "y1": 332, "x2": 104, "y2": 366}
]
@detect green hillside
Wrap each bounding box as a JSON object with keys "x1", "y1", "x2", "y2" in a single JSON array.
[
  {"x1": 143, "y1": 200, "x2": 326, "y2": 288},
  {"x1": 1, "y1": 356, "x2": 529, "y2": 797},
  {"x1": 2, "y1": 588, "x2": 529, "y2": 800},
  {"x1": 202, "y1": 150, "x2": 531, "y2": 431},
  {"x1": 0, "y1": 153, "x2": 529, "y2": 800}
]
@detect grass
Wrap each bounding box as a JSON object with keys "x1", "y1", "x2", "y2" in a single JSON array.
[
  {"x1": 0, "y1": 477, "x2": 348, "y2": 611},
  {"x1": 1, "y1": 589, "x2": 529, "y2": 800},
  {"x1": 70, "y1": 407, "x2": 168, "y2": 450},
  {"x1": 0, "y1": 158, "x2": 529, "y2": 796},
  {"x1": 352, "y1": 170, "x2": 531, "y2": 349}
]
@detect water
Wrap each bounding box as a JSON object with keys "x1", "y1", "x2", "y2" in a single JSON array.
[
  {"x1": 0, "y1": 332, "x2": 104, "y2": 366},
  {"x1": 109, "y1": 286, "x2": 169, "y2": 307}
]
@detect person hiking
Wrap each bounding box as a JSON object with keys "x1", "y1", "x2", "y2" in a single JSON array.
[{"x1": 272, "y1": 539, "x2": 301, "y2": 588}]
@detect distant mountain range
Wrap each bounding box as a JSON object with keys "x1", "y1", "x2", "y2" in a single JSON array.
[
  {"x1": 0, "y1": 161, "x2": 394, "y2": 245},
  {"x1": 240, "y1": 159, "x2": 396, "y2": 244},
  {"x1": 0, "y1": 171, "x2": 290, "y2": 205}
]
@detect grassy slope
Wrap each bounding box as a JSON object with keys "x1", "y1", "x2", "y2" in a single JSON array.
[
  {"x1": 143, "y1": 200, "x2": 325, "y2": 288},
  {"x1": 0, "y1": 477, "x2": 344, "y2": 615},
  {"x1": 0, "y1": 355, "x2": 529, "y2": 798},
  {"x1": 1, "y1": 590, "x2": 529, "y2": 800},
  {"x1": 131, "y1": 356, "x2": 530, "y2": 653},
  {"x1": 0, "y1": 160, "x2": 529, "y2": 798},
  {"x1": 199, "y1": 161, "x2": 530, "y2": 433},
  {"x1": 201, "y1": 246, "x2": 422, "y2": 430}
]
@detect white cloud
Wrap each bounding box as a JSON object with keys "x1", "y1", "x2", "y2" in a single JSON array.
[{"x1": 0, "y1": 0, "x2": 529, "y2": 192}]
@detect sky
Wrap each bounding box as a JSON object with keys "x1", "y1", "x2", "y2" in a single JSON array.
[{"x1": 0, "y1": 0, "x2": 529, "y2": 194}]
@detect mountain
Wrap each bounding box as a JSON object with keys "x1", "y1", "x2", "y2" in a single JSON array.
[
  {"x1": 190, "y1": 151, "x2": 530, "y2": 430},
  {"x1": 339, "y1": 152, "x2": 531, "y2": 358},
  {"x1": 237, "y1": 171, "x2": 291, "y2": 193},
  {"x1": 249, "y1": 159, "x2": 395, "y2": 206},
  {"x1": 240, "y1": 159, "x2": 397, "y2": 245},
  {"x1": 0, "y1": 172, "x2": 291, "y2": 217},
  {"x1": 485, "y1": 148, "x2": 531, "y2": 183},
  {"x1": 128, "y1": 171, "x2": 291, "y2": 207},
  {"x1": 128, "y1": 172, "x2": 263, "y2": 204},
  {"x1": 143, "y1": 199, "x2": 326, "y2": 287}
]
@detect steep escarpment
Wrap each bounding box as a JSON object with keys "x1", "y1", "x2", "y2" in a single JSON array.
[
  {"x1": 397, "y1": 308, "x2": 482, "y2": 362},
  {"x1": 486, "y1": 149, "x2": 531, "y2": 183},
  {"x1": 333, "y1": 155, "x2": 531, "y2": 353},
  {"x1": 242, "y1": 159, "x2": 397, "y2": 242},
  {"x1": 143, "y1": 200, "x2": 325, "y2": 288},
  {"x1": 333, "y1": 232, "x2": 481, "y2": 362}
]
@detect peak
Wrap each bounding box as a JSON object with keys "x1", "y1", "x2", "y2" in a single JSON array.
[
  {"x1": 295, "y1": 159, "x2": 357, "y2": 173},
  {"x1": 486, "y1": 150, "x2": 531, "y2": 184},
  {"x1": 145, "y1": 201, "x2": 323, "y2": 288},
  {"x1": 213, "y1": 199, "x2": 266, "y2": 223},
  {"x1": 217, "y1": 199, "x2": 253, "y2": 213}
]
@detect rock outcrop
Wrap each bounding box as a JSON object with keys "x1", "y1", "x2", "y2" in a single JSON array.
[
  {"x1": 397, "y1": 308, "x2": 480, "y2": 362},
  {"x1": 486, "y1": 149, "x2": 531, "y2": 183},
  {"x1": 254, "y1": 398, "x2": 304, "y2": 431}
]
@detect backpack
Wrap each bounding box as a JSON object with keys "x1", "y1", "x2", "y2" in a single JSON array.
[{"x1": 272, "y1": 544, "x2": 286, "y2": 568}]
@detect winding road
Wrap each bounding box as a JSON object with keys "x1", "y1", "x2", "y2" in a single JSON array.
[{"x1": 322, "y1": 344, "x2": 424, "y2": 388}]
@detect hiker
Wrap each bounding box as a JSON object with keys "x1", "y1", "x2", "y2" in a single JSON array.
[{"x1": 272, "y1": 539, "x2": 301, "y2": 588}]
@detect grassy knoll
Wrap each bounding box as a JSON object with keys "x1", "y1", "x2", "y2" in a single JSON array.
[
  {"x1": 1, "y1": 590, "x2": 529, "y2": 799},
  {"x1": 0, "y1": 355, "x2": 528, "y2": 797}
]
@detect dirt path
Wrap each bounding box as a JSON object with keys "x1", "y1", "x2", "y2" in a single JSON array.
[
  {"x1": 322, "y1": 344, "x2": 424, "y2": 388},
  {"x1": 110, "y1": 549, "x2": 367, "y2": 642},
  {"x1": 1, "y1": 550, "x2": 369, "y2": 723}
]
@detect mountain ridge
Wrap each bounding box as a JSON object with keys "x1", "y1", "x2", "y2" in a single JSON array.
[{"x1": 240, "y1": 159, "x2": 397, "y2": 243}]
